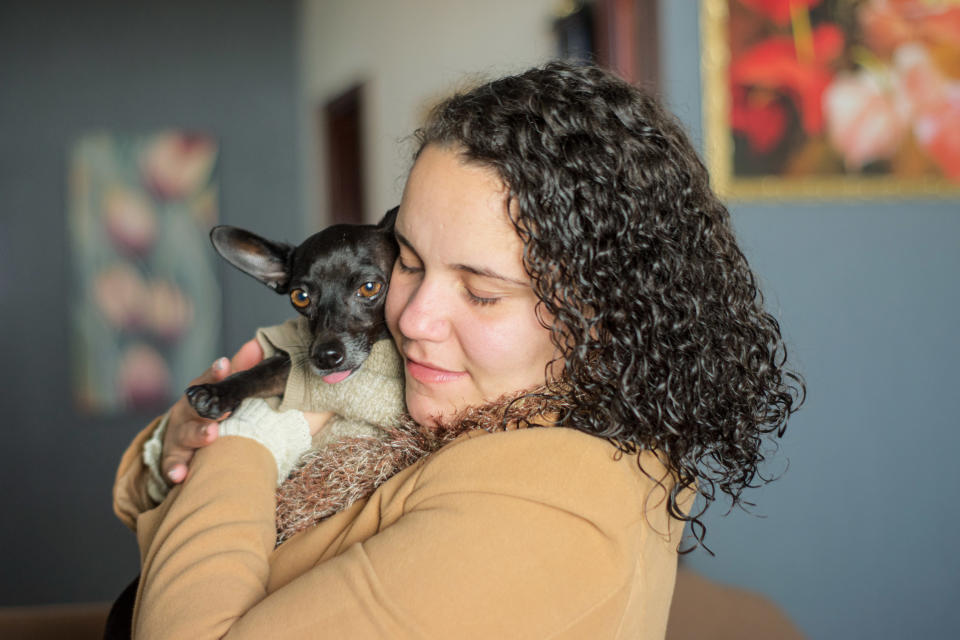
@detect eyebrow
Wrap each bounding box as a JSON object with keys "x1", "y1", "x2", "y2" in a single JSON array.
[{"x1": 395, "y1": 230, "x2": 530, "y2": 288}]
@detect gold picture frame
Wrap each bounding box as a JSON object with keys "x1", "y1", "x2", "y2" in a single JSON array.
[{"x1": 700, "y1": 0, "x2": 960, "y2": 200}]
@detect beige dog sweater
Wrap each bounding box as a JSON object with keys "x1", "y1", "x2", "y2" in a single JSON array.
[
  {"x1": 143, "y1": 316, "x2": 405, "y2": 501},
  {"x1": 255, "y1": 316, "x2": 405, "y2": 445}
]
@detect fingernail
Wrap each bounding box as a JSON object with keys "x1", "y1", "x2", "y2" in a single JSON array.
[
  {"x1": 201, "y1": 424, "x2": 209, "y2": 437},
  {"x1": 212, "y1": 357, "x2": 227, "y2": 371}
]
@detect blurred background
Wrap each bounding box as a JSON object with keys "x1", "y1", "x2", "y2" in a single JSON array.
[{"x1": 1, "y1": 1, "x2": 958, "y2": 638}]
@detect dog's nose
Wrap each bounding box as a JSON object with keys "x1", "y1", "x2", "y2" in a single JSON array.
[{"x1": 314, "y1": 341, "x2": 345, "y2": 369}]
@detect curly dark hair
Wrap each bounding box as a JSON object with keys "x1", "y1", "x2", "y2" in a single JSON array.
[{"x1": 412, "y1": 61, "x2": 805, "y2": 551}]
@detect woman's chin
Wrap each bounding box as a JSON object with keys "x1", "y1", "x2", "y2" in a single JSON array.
[{"x1": 405, "y1": 392, "x2": 457, "y2": 429}]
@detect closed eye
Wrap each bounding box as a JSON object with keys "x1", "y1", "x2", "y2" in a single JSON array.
[
  {"x1": 397, "y1": 258, "x2": 421, "y2": 274},
  {"x1": 394, "y1": 231, "x2": 423, "y2": 275},
  {"x1": 466, "y1": 290, "x2": 499, "y2": 306}
]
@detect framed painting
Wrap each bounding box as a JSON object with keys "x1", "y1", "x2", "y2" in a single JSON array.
[
  {"x1": 68, "y1": 131, "x2": 221, "y2": 413},
  {"x1": 700, "y1": 0, "x2": 960, "y2": 199}
]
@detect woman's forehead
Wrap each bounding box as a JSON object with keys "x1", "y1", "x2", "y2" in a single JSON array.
[
  {"x1": 397, "y1": 146, "x2": 526, "y2": 276},
  {"x1": 404, "y1": 145, "x2": 505, "y2": 203},
  {"x1": 399, "y1": 147, "x2": 507, "y2": 231}
]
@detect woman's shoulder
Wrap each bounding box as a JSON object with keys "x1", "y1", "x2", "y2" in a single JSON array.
[{"x1": 410, "y1": 426, "x2": 679, "y2": 530}]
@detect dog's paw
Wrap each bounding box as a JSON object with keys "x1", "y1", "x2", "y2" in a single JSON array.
[{"x1": 185, "y1": 384, "x2": 235, "y2": 420}]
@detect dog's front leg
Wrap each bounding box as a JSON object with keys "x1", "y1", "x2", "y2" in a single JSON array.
[{"x1": 185, "y1": 354, "x2": 292, "y2": 419}]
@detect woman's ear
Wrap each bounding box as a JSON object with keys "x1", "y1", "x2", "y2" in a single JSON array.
[{"x1": 209, "y1": 226, "x2": 294, "y2": 292}]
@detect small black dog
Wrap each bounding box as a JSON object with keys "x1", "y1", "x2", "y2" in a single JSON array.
[
  {"x1": 103, "y1": 209, "x2": 399, "y2": 640},
  {"x1": 185, "y1": 206, "x2": 398, "y2": 419}
]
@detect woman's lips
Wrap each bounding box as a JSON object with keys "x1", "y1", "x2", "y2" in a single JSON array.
[{"x1": 405, "y1": 357, "x2": 467, "y2": 384}]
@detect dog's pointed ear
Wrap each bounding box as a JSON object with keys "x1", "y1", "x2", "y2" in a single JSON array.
[
  {"x1": 377, "y1": 206, "x2": 399, "y2": 231},
  {"x1": 210, "y1": 226, "x2": 294, "y2": 292}
]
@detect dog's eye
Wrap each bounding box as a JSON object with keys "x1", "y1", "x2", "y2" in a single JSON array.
[
  {"x1": 357, "y1": 282, "x2": 382, "y2": 298},
  {"x1": 290, "y1": 289, "x2": 310, "y2": 308}
]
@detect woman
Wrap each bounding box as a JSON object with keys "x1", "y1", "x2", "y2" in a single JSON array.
[{"x1": 113, "y1": 62, "x2": 803, "y2": 638}]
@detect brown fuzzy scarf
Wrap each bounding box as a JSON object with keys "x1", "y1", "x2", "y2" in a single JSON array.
[{"x1": 274, "y1": 388, "x2": 563, "y2": 546}]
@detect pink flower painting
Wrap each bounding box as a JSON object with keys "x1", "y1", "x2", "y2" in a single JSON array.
[
  {"x1": 68, "y1": 132, "x2": 221, "y2": 413},
  {"x1": 116, "y1": 343, "x2": 172, "y2": 410},
  {"x1": 102, "y1": 186, "x2": 158, "y2": 257},
  {"x1": 140, "y1": 131, "x2": 217, "y2": 201},
  {"x1": 703, "y1": 0, "x2": 960, "y2": 196}
]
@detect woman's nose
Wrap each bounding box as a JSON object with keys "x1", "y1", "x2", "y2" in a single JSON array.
[{"x1": 396, "y1": 278, "x2": 450, "y2": 343}]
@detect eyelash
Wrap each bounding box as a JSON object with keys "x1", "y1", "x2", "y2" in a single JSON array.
[
  {"x1": 396, "y1": 258, "x2": 420, "y2": 274},
  {"x1": 466, "y1": 291, "x2": 499, "y2": 306},
  {"x1": 397, "y1": 258, "x2": 500, "y2": 306}
]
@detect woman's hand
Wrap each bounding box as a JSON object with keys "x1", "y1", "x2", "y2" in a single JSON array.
[
  {"x1": 161, "y1": 339, "x2": 336, "y2": 485},
  {"x1": 161, "y1": 339, "x2": 264, "y2": 484},
  {"x1": 303, "y1": 410, "x2": 335, "y2": 437}
]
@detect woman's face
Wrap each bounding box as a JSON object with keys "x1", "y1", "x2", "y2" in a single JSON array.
[{"x1": 385, "y1": 145, "x2": 558, "y2": 427}]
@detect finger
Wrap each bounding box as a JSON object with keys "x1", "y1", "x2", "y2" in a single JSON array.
[
  {"x1": 166, "y1": 462, "x2": 188, "y2": 485},
  {"x1": 230, "y1": 339, "x2": 263, "y2": 373},
  {"x1": 160, "y1": 418, "x2": 219, "y2": 485},
  {"x1": 186, "y1": 357, "x2": 231, "y2": 388},
  {"x1": 161, "y1": 449, "x2": 192, "y2": 485},
  {"x1": 303, "y1": 410, "x2": 335, "y2": 437},
  {"x1": 175, "y1": 419, "x2": 219, "y2": 449}
]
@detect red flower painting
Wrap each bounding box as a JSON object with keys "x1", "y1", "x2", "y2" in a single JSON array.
[
  {"x1": 731, "y1": 22, "x2": 844, "y2": 148},
  {"x1": 704, "y1": 0, "x2": 960, "y2": 196}
]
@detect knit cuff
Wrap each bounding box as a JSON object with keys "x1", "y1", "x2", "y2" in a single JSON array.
[
  {"x1": 142, "y1": 412, "x2": 171, "y2": 504},
  {"x1": 216, "y1": 398, "x2": 312, "y2": 485}
]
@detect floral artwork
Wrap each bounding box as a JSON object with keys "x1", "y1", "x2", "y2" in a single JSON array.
[
  {"x1": 701, "y1": 0, "x2": 960, "y2": 198},
  {"x1": 68, "y1": 132, "x2": 221, "y2": 413}
]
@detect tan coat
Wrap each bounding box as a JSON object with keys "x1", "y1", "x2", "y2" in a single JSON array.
[{"x1": 114, "y1": 419, "x2": 689, "y2": 639}]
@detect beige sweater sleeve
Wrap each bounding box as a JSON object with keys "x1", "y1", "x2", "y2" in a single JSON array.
[
  {"x1": 132, "y1": 436, "x2": 278, "y2": 637},
  {"x1": 129, "y1": 428, "x2": 685, "y2": 639},
  {"x1": 113, "y1": 416, "x2": 166, "y2": 532}
]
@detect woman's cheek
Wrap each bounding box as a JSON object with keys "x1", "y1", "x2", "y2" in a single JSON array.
[
  {"x1": 461, "y1": 316, "x2": 534, "y2": 386},
  {"x1": 384, "y1": 275, "x2": 408, "y2": 341}
]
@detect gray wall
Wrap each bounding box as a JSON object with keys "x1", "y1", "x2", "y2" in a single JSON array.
[
  {"x1": 662, "y1": 3, "x2": 960, "y2": 639},
  {"x1": 0, "y1": 1, "x2": 302, "y2": 605}
]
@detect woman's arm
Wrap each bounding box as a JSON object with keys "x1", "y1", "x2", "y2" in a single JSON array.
[
  {"x1": 113, "y1": 339, "x2": 332, "y2": 529},
  {"x1": 133, "y1": 436, "x2": 279, "y2": 637},
  {"x1": 132, "y1": 429, "x2": 672, "y2": 639},
  {"x1": 112, "y1": 341, "x2": 264, "y2": 530}
]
